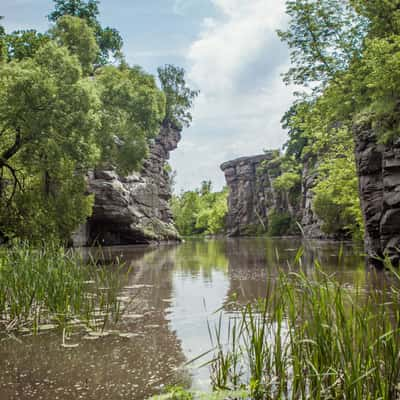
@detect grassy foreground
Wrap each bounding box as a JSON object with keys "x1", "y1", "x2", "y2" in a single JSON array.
[
  {"x1": 0, "y1": 242, "x2": 124, "y2": 338},
  {"x1": 153, "y1": 266, "x2": 400, "y2": 400}
]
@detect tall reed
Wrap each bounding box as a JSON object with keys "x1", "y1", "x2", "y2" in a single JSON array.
[
  {"x1": 0, "y1": 242, "x2": 125, "y2": 335},
  {"x1": 205, "y1": 267, "x2": 400, "y2": 399}
]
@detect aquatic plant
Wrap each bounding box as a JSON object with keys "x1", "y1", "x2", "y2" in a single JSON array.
[
  {"x1": 203, "y1": 267, "x2": 400, "y2": 399},
  {"x1": 0, "y1": 242, "x2": 126, "y2": 337},
  {"x1": 149, "y1": 388, "x2": 248, "y2": 400}
]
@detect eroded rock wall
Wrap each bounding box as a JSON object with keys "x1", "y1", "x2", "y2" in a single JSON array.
[
  {"x1": 73, "y1": 122, "x2": 181, "y2": 246},
  {"x1": 221, "y1": 153, "x2": 290, "y2": 236},
  {"x1": 355, "y1": 122, "x2": 400, "y2": 267},
  {"x1": 300, "y1": 158, "x2": 325, "y2": 238},
  {"x1": 221, "y1": 153, "x2": 325, "y2": 238}
]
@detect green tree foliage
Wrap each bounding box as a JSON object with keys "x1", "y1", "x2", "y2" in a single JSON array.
[
  {"x1": 0, "y1": 13, "x2": 169, "y2": 241},
  {"x1": 0, "y1": 41, "x2": 99, "y2": 241},
  {"x1": 49, "y1": 0, "x2": 99, "y2": 25},
  {"x1": 50, "y1": 15, "x2": 99, "y2": 75},
  {"x1": 352, "y1": 0, "x2": 400, "y2": 37},
  {"x1": 281, "y1": 102, "x2": 310, "y2": 161},
  {"x1": 48, "y1": 0, "x2": 123, "y2": 64},
  {"x1": 0, "y1": 17, "x2": 6, "y2": 62},
  {"x1": 171, "y1": 182, "x2": 228, "y2": 236},
  {"x1": 268, "y1": 210, "x2": 294, "y2": 237},
  {"x1": 278, "y1": 0, "x2": 400, "y2": 239},
  {"x1": 278, "y1": 0, "x2": 368, "y2": 91},
  {"x1": 313, "y1": 145, "x2": 364, "y2": 239},
  {"x1": 95, "y1": 64, "x2": 166, "y2": 174},
  {"x1": 0, "y1": 2, "x2": 195, "y2": 242},
  {"x1": 5, "y1": 30, "x2": 50, "y2": 61},
  {"x1": 157, "y1": 64, "x2": 199, "y2": 128},
  {"x1": 273, "y1": 172, "x2": 301, "y2": 192}
]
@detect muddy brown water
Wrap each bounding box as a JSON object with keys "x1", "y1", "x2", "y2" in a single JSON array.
[{"x1": 0, "y1": 238, "x2": 385, "y2": 399}]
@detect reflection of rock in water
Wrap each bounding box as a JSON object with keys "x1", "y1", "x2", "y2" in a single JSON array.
[
  {"x1": 225, "y1": 238, "x2": 274, "y2": 303},
  {"x1": 0, "y1": 244, "x2": 190, "y2": 400},
  {"x1": 224, "y1": 238, "x2": 367, "y2": 304}
]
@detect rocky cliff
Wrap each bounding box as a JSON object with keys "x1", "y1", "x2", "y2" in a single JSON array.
[
  {"x1": 73, "y1": 122, "x2": 181, "y2": 246},
  {"x1": 355, "y1": 122, "x2": 400, "y2": 268},
  {"x1": 221, "y1": 153, "x2": 324, "y2": 238},
  {"x1": 221, "y1": 154, "x2": 272, "y2": 236},
  {"x1": 300, "y1": 158, "x2": 325, "y2": 238}
]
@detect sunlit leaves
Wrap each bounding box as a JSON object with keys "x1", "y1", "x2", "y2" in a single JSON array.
[
  {"x1": 158, "y1": 64, "x2": 199, "y2": 128},
  {"x1": 50, "y1": 15, "x2": 99, "y2": 75},
  {"x1": 171, "y1": 183, "x2": 228, "y2": 236},
  {"x1": 95, "y1": 65, "x2": 166, "y2": 174},
  {"x1": 278, "y1": 0, "x2": 368, "y2": 92},
  {"x1": 48, "y1": 0, "x2": 123, "y2": 65}
]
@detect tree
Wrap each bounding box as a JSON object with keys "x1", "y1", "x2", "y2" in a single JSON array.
[
  {"x1": 0, "y1": 17, "x2": 7, "y2": 62},
  {"x1": 50, "y1": 15, "x2": 99, "y2": 75},
  {"x1": 352, "y1": 0, "x2": 400, "y2": 38},
  {"x1": 5, "y1": 30, "x2": 50, "y2": 61},
  {"x1": 0, "y1": 41, "x2": 100, "y2": 240},
  {"x1": 313, "y1": 138, "x2": 363, "y2": 239},
  {"x1": 278, "y1": 0, "x2": 367, "y2": 93},
  {"x1": 171, "y1": 184, "x2": 228, "y2": 236},
  {"x1": 157, "y1": 64, "x2": 199, "y2": 128},
  {"x1": 48, "y1": 0, "x2": 123, "y2": 65},
  {"x1": 95, "y1": 64, "x2": 166, "y2": 174},
  {"x1": 49, "y1": 0, "x2": 99, "y2": 25},
  {"x1": 281, "y1": 101, "x2": 311, "y2": 161}
]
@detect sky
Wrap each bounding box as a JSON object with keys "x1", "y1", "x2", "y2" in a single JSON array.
[{"x1": 2, "y1": 0, "x2": 294, "y2": 192}]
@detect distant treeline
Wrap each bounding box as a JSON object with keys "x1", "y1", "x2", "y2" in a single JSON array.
[{"x1": 171, "y1": 181, "x2": 228, "y2": 236}]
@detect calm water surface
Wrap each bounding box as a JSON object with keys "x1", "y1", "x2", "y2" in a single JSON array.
[{"x1": 0, "y1": 238, "x2": 382, "y2": 399}]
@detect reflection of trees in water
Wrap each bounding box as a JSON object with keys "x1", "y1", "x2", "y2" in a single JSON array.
[
  {"x1": 0, "y1": 244, "x2": 190, "y2": 400},
  {"x1": 172, "y1": 239, "x2": 229, "y2": 281}
]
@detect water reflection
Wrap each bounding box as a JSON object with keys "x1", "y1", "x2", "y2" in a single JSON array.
[{"x1": 0, "y1": 238, "x2": 381, "y2": 399}]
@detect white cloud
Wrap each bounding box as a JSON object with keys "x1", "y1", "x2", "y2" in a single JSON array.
[
  {"x1": 187, "y1": 0, "x2": 286, "y2": 93},
  {"x1": 170, "y1": 0, "x2": 294, "y2": 192}
]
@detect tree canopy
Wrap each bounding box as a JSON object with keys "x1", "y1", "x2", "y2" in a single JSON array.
[
  {"x1": 158, "y1": 64, "x2": 199, "y2": 128},
  {"x1": 277, "y1": 0, "x2": 400, "y2": 239},
  {"x1": 0, "y1": 2, "x2": 196, "y2": 242},
  {"x1": 48, "y1": 0, "x2": 123, "y2": 65},
  {"x1": 171, "y1": 182, "x2": 228, "y2": 236}
]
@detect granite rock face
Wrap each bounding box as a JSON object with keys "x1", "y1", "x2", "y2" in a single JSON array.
[
  {"x1": 73, "y1": 122, "x2": 181, "y2": 246},
  {"x1": 300, "y1": 158, "x2": 326, "y2": 238},
  {"x1": 221, "y1": 153, "x2": 325, "y2": 238},
  {"x1": 355, "y1": 122, "x2": 400, "y2": 267},
  {"x1": 221, "y1": 153, "x2": 292, "y2": 236}
]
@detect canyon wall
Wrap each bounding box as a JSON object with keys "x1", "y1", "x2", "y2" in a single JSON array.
[
  {"x1": 355, "y1": 122, "x2": 400, "y2": 268},
  {"x1": 73, "y1": 122, "x2": 181, "y2": 246},
  {"x1": 220, "y1": 154, "x2": 274, "y2": 236},
  {"x1": 222, "y1": 131, "x2": 400, "y2": 266},
  {"x1": 221, "y1": 153, "x2": 324, "y2": 238}
]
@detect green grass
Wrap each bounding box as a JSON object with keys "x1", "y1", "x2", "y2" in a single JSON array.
[
  {"x1": 0, "y1": 242, "x2": 126, "y2": 336},
  {"x1": 202, "y1": 266, "x2": 400, "y2": 399}
]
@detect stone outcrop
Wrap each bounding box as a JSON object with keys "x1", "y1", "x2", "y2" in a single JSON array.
[
  {"x1": 221, "y1": 153, "x2": 325, "y2": 238},
  {"x1": 300, "y1": 158, "x2": 325, "y2": 238},
  {"x1": 221, "y1": 152, "x2": 293, "y2": 236},
  {"x1": 73, "y1": 122, "x2": 181, "y2": 246},
  {"x1": 355, "y1": 121, "x2": 400, "y2": 268}
]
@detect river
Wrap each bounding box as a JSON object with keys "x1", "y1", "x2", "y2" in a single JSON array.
[{"x1": 0, "y1": 237, "x2": 382, "y2": 399}]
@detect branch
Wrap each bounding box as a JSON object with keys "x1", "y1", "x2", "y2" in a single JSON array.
[
  {"x1": 0, "y1": 162, "x2": 22, "y2": 205},
  {"x1": 1, "y1": 127, "x2": 22, "y2": 162},
  {"x1": 304, "y1": 12, "x2": 343, "y2": 89}
]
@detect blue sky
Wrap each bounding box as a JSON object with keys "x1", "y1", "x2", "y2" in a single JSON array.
[{"x1": 2, "y1": 0, "x2": 293, "y2": 192}]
